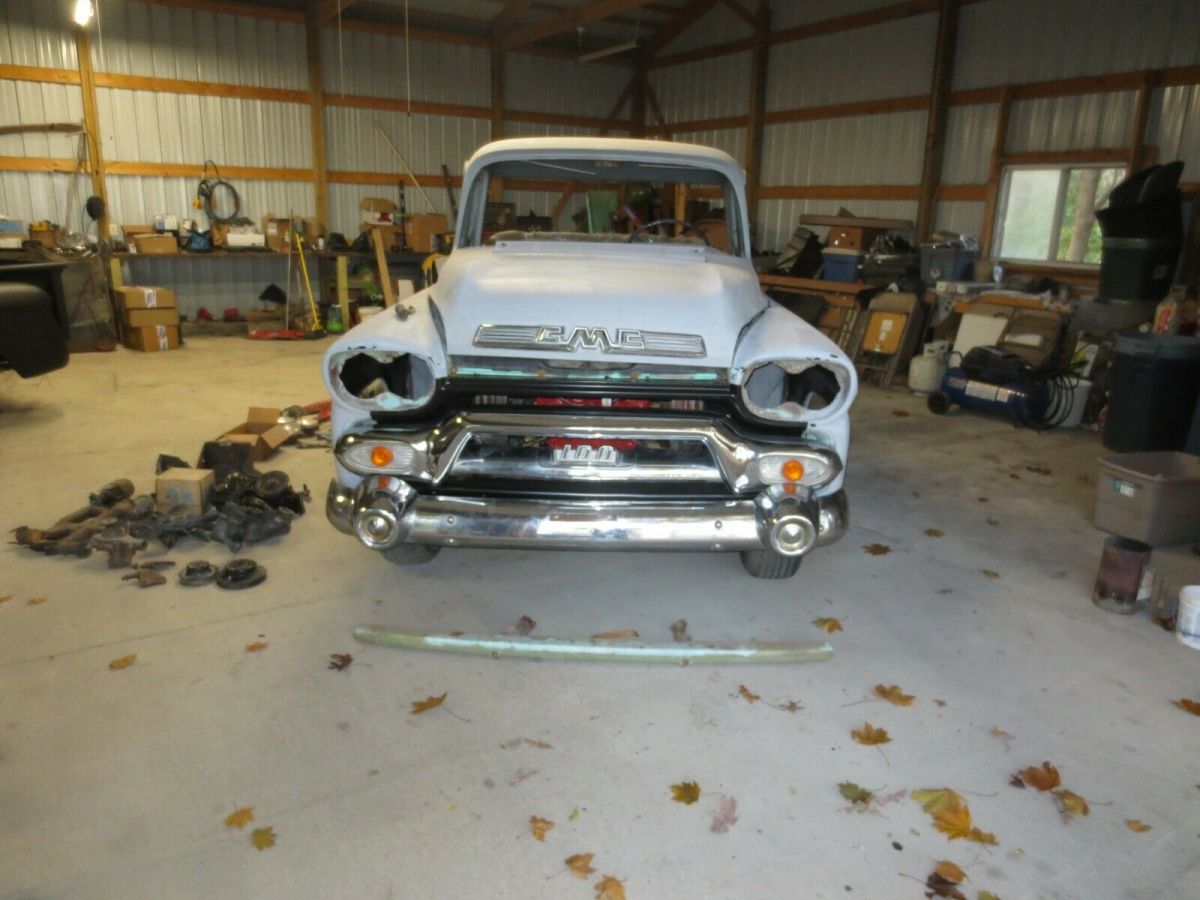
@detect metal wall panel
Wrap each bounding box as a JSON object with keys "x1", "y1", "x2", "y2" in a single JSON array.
[
  {"x1": 1153, "y1": 84, "x2": 1200, "y2": 171},
  {"x1": 769, "y1": 0, "x2": 888, "y2": 31},
  {"x1": 761, "y1": 111, "x2": 927, "y2": 186},
  {"x1": 649, "y1": 51, "x2": 753, "y2": 123},
  {"x1": 0, "y1": 79, "x2": 86, "y2": 157},
  {"x1": 661, "y1": 2, "x2": 752, "y2": 54},
  {"x1": 766, "y1": 14, "x2": 936, "y2": 111},
  {"x1": 94, "y1": 0, "x2": 307, "y2": 89},
  {"x1": 940, "y1": 103, "x2": 996, "y2": 184},
  {"x1": 934, "y1": 200, "x2": 985, "y2": 239},
  {"x1": 757, "y1": 197, "x2": 918, "y2": 254},
  {"x1": 105, "y1": 175, "x2": 315, "y2": 230},
  {"x1": 954, "y1": 0, "x2": 1200, "y2": 90},
  {"x1": 1005, "y1": 92, "x2": 1136, "y2": 154},
  {"x1": 0, "y1": 0, "x2": 78, "y2": 69},
  {"x1": 319, "y1": 26, "x2": 490, "y2": 106},
  {"x1": 670, "y1": 127, "x2": 747, "y2": 167},
  {"x1": 325, "y1": 106, "x2": 490, "y2": 177},
  {"x1": 506, "y1": 54, "x2": 631, "y2": 119},
  {"x1": 96, "y1": 88, "x2": 313, "y2": 168},
  {"x1": 117, "y1": 253, "x2": 311, "y2": 319},
  {"x1": 0, "y1": 171, "x2": 74, "y2": 228}
]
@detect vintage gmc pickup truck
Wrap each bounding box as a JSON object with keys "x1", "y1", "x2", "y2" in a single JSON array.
[{"x1": 324, "y1": 137, "x2": 857, "y2": 578}]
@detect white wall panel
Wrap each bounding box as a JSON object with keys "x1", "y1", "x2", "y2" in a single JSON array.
[
  {"x1": 934, "y1": 200, "x2": 985, "y2": 239},
  {"x1": 0, "y1": 0, "x2": 77, "y2": 69},
  {"x1": 954, "y1": 0, "x2": 1200, "y2": 90},
  {"x1": 671, "y1": 128, "x2": 747, "y2": 167},
  {"x1": 105, "y1": 175, "x2": 315, "y2": 228},
  {"x1": 1151, "y1": 84, "x2": 1200, "y2": 171},
  {"x1": 766, "y1": 14, "x2": 936, "y2": 111},
  {"x1": 662, "y1": 3, "x2": 752, "y2": 54},
  {"x1": 319, "y1": 27, "x2": 490, "y2": 106},
  {"x1": 761, "y1": 111, "x2": 926, "y2": 186},
  {"x1": 757, "y1": 197, "x2": 918, "y2": 255},
  {"x1": 96, "y1": 89, "x2": 313, "y2": 168},
  {"x1": 117, "y1": 254, "x2": 311, "y2": 319},
  {"x1": 0, "y1": 171, "x2": 73, "y2": 227},
  {"x1": 649, "y1": 52, "x2": 752, "y2": 123},
  {"x1": 0, "y1": 80, "x2": 85, "y2": 158},
  {"x1": 941, "y1": 103, "x2": 996, "y2": 184},
  {"x1": 94, "y1": 0, "x2": 307, "y2": 89},
  {"x1": 506, "y1": 55, "x2": 631, "y2": 119},
  {"x1": 326, "y1": 106, "x2": 490, "y2": 177},
  {"x1": 1006, "y1": 92, "x2": 1135, "y2": 154}
]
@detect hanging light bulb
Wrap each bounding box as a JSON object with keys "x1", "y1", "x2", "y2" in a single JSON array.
[{"x1": 73, "y1": 0, "x2": 94, "y2": 27}]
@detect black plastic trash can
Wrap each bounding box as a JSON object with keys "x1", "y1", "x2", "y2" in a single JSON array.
[{"x1": 1103, "y1": 332, "x2": 1200, "y2": 452}]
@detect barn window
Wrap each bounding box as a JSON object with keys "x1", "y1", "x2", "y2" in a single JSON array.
[{"x1": 995, "y1": 165, "x2": 1125, "y2": 265}]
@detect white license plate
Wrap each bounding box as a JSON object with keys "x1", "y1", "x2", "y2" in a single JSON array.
[{"x1": 549, "y1": 444, "x2": 621, "y2": 466}]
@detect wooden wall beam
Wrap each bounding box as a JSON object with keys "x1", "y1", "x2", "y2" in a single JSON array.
[
  {"x1": 73, "y1": 29, "x2": 108, "y2": 236},
  {"x1": 306, "y1": 2, "x2": 330, "y2": 230},
  {"x1": 500, "y1": 0, "x2": 661, "y2": 51},
  {"x1": 759, "y1": 185, "x2": 920, "y2": 200},
  {"x1": 0, "y1": 63, "x2": 80, "y2": 85},
  {"x1": 915, "y1": 0, "x2": 959, "y2": 239},
  {"x1": 0, "y1": 156, "x2": 88, "y2": 174},
  {"x1": 106, "y1": 162, "x2": 315, "y2": 181},
  {"x1": 744, "y1": 1, "x2": 770, "y2": 236},
  {"x1": 1128, "y1": 69, "x2": 1159, "y2": 172},
  {"x1": 94, "y1": 72, "x2": 310, "y2": 104},
  {"x1": 643, "y1": 0, "x2": 719, "y2": 59},
  {"x1": 977, "y1": 85, "x2": 1012, "y2": 257}
]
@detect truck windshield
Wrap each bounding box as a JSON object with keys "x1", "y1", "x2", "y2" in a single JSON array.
[{"x1": 459, "y1": 157, "x2": 746, "y2": 257}]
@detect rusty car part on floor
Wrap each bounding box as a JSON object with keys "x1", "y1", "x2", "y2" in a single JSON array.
[
  {"x1": 122, "y1": 568, "x2": 167, "y2": 588},
  {"x1": 352, "y1": 626, "x2": 834, "y2": 665},
  {"x1": 178, "y1": 560, "x2": 218, "y2": 587},
  {"x1": 216, "y1": 558, "x2": 267, "y2": 590}
]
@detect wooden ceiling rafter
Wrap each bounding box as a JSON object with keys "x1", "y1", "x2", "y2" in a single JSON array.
[{"x1": 499, "y1": 0, "x2": 664, "y2": 51}]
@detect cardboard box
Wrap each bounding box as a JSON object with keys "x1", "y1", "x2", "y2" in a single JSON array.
[
  {"x1": 132, "y1": 233, "x2": 179, "y2": 255},
  {"x1": 29, "y1": 227, "x2": 57, "y2": 248},
  {"x1": 360, "y1": 197, "x2": 398, "y2": 226},
  {"x1": 125, "y1": 324, "x2": 181, "y2": 352},
  {"x1": 211, "y1": 222, "x2": 230, "y2": 247},
  {"x1": 862, "y1": 311, "x2": 907, "y2": 355},
  {"x1": 155, "y1": 467, "x2": 214, "y2": 515},
  {"x1": 261, "y1": 215, "x2": 317, "y2": 252},
  {"x1": 124, "y1": 307, "x2": 180, "y2": 328},
  {"x1": 116, "y1": 286, "x2": 177, "y2": 310},
  {"x1": 218, "y1": 407, "x2": 290, "y2": 461},
  {"x1": 404, "y1": 213, "x2": 449, "y2": 253}
]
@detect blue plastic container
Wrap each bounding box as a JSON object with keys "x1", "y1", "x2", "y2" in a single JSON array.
[{"x1": 822, "y1": 251, "x2": 862, "y2": 283}]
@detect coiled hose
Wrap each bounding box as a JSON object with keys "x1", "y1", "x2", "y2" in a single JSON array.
[{"x1": 196, "y1": 160, "x2": 241, "y2": 224}]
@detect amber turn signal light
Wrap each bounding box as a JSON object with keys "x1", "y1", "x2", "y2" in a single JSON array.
[
  {"x1": 781, "y1": 458, "x2": 805, "y2": 481},
  {"x1": 369, "y1": 445, "x2": 394, "y2": 467}
]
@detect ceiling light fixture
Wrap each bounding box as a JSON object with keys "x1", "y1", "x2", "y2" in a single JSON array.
[
  {"x1": 578, "y1": 39, "x2": 639, "y2": 63},
  {"x1": 72, "y1": 0, "x2": 94, "y2": 27}
]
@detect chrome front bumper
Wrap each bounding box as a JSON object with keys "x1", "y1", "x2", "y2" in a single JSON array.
[{"x1": 327, "y1": 478, "x2": 848, "y2": 555}]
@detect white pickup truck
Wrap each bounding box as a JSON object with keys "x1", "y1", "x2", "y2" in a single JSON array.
[{"x1": 323, "y1": 137, "x2": 856, "y2": 578}]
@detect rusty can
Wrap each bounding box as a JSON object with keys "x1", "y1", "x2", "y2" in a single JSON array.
[{"x1": 1093, "y1": 536, "x2": 1152, "y2": 614}]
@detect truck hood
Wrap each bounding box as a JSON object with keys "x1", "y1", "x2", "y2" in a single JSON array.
[{"x1": 431, "y1": 244, "x2": 767, "y2": 369}]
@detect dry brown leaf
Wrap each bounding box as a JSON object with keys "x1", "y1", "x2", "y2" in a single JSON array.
[
  {"x1": 411, "y1": 693, "x2": 447, "y2": 715},
  {"x1": 108, "y1": 654, "x2": 137, "y2": 671},
  {"x1": 933, "y1": 805, "x2": 998, "y2": 845},
  {"x1": 852, "y1": 722, "x2": 891, "y2": 745},
  {"x1": 569, "y1": 807, "x2": 580, "y2": 821},
  {"x1": 224, "y1": 806, "x2": 255, "y2": 829},
  {"x1": 670, "y1": 781, "x2": 701, "y2": 804},
  {"x1": 27, "y1": 596, "x2": 47, "y2": 606},
  {"x1": 982, "y1": 570, "x2": 1001, "y2": 579},
  {"x1": 925, "y1": 872, "x2": 967, "y2": 900},
  {"x1": 245, "y1": 641, "x2": 268, "y2": 653},
  {"x1": 779, "y1": 699, "x2": 803, "y2": 713},
  {"x1": 978, "y1": 891, "x2": 1001, "y2": 900},
  {"x1": 1008, "y1": 472, "x2": 1021, "y2": 480},
  {"x1": 813, "y1": 617, "x2": 843, "y2": 634},
  {"x1": 863, "y1": 543, "x2": 892, "y2": 556},
  {"x1": 1173, "y1": 698, "x2": 1200, "y2": 716},
  {"x1": 710, "y1": 795, "x2": 738, "y2": 833},
  {"x1": 933, "y1": 699, "x2": 947, "y2": 707},
  {"x1": 1126, "y1": 818, "x2": 1152, "y2": 833},
  {"x1": 508, "y1": 768, "x2": 539, "y2": 786},
  {"x1": 328, "y1": 653, "x2": 353, "y2": 671},
  {"x1": 892, "y1": 409, "x2": 911, "y2": 417},
  {"x1": 925, "y1": 528, "x2": 945, "y2": 538},
  {"x1": 524, "y1": 738, "x2": 552, "y2": 749},
  {"x1": 1025, "y1": 465, "x2": 1051, "y2": 475},
  {"x1": 514, "y1": 615, "x2": 537, "y2": 636},
  {"x1": 529, "y1": 815, "x2": 554, "y2": 841},
  {"x1": 1018, "y1": 762, "x2": 1061, "y2": 792},
  {"x1": 990, "y1": 726, "x2": 1013, "y2": 741},
  {"x1": 738, "y1": 684, "x2": 760, "y2": 704},
  {"x1": 934, "y1": 860, "x2": 967, "y2": 883},
  {"x1": 565, "y1": 853, "x2": 595, "y2": 879},
  {"x1": 594, "y1": 875, "x2": 627, "y2": 900},
  {"x1": 839, "y1": 782, "x2": 874, "y2": 806},
  {"x1": 912, "y1": 788, "x2": 966, "y2": 815},
  {"x1": 1054, "y1": 789, "x2": 1089, "y2": 818},
  {"x1": 874, "y1": 684, "x2": 915, "y2": 707},
  {"x1": 250, "y1": 826, "x2": 276, "y2": 850},
  {"x1": 0, "y1": 594, "x2": 13, "y2": 604},
  {"x1": 670, "y1": 618, "x2": 690, "y2": 642},
  {"x1": 591, "y1": 629, "x2": 639, "y2": 640}
]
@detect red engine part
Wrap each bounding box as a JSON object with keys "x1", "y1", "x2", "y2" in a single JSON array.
[
  {"x1": 544, "y1": 437, "x2": 639, "y2": 451},
  {"x1": 534, "y1": 397, "x2": 652, "y2": 409}
]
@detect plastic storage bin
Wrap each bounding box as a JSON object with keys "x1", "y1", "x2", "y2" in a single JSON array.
[
  {"x1": 1094, "y1": 451, "x2": 1200, "y2": 546},
  {"x1": 821, "y1": 250, "x2": 862, "y2": 283},
  {"x1": 920, "y1": 247, "x2": 978, "y2": 285},
  {"x1": 1103, "y1": 332, "x2": 1200, "y2": 452}
]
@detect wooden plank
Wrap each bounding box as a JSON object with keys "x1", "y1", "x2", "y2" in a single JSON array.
[
  {"x1": 74, "y1": 29, "x2": 108, "y2": 236},
  {"x1": 491, "y1": 0, "x2": 538, "y2": 31},
  {"x1": 335, "y1": 15, "x2": 491, "y2": 48},
  {"x1": 1128, "y1": 70, "x2": 1159, "y2": 172},
  {"x1": 106, "y1": 161, "x2": 315, "y2": 181},
  {"x1": 328, "y1": 170, "x2": 462, "y2": 186},
  {"x1": 758, "y1": 185, "x2": 919, "y2": 200},
  {"x1": 93, "y1": 71, "x2": 310, "y2": 104},
  {"x1": 132, "y1": 0, "x2": 305, "y2": 23},
  {"x1": 660, "y1": 113, "x2": 750, "y2": 134},
  {"x1": 977, "y1": 85, "x2": 1011, "y2": 258},
  {"x1": 744, "y1": 1, "x2": 770, "y2": 234},
  {"x1": 318, "y1": 0, "x2": 356, "y2": 21},
  {"x1": 0, "y1": 156, "x2": 86, "y2": 174},
  {"x1": 0, "y1": 63, "x2": 80, "y2": 85},
  {"x1": 765, "y1": 94, "x2": 928, "y2": 125},
  {"x1": 490, "y1": 35, "x2": 505, "y2": 201},
  {"x1": 306, "y1": 3, "x2": 330, "y2": 232},
  {"x1": 998, "y1": 148, "x2": 1131, "y2": 165},
  {"x1": 937, "y1": 183, "x2": 986, "y2": 201},
  {"x1": 649, "y1": 36, "x2": 755, "y2": 70},
  {"x1": 771, "y1": 0, "x2": 937, "y2": 45},
  {"x1": 501, "y1": 0, "x2": 662, "y2": 51},
  {"x1": 915, "y1": 0, "x2": 960, "y2": 240},
  {"x1": 324, "y1": 92, "x2": 490, "y2": 118},
  {"x1": 372, "y1": 227, "x2": 397, "y2": 307}
]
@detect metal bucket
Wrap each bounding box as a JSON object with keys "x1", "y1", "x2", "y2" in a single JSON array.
[{"x1": 1092, "y1": 535, "x2": 1152, "y2": 614}]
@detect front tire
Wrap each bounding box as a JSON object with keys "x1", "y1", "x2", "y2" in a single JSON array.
[
  {"x1": 381, "y1": 544, "x2": 441, "y2": 565},
  {"x1": 740, "y1": 549, "x2": 802, "y2": 579}
]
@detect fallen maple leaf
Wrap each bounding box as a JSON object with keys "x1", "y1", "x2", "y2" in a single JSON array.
[
  {"x1": 925, "y1": 528, "x2": 945, "y2": 538},
  {"x1": 738, "y1": 684, "x2": 760, "y2": 704},
  {"x1": 514, "y1": 615, "x2": 537, "y2": 636},
  {"x1": 933, "y1": 804, "x2": 998, "y2": 845},
  {"x1": 591, "y1": 629, "x2": 639, "y2": 640},
  {"x1": 851, "y1": 722, "x2": 891, "y2": 745},
  {"x1": 925, "y1": 871, "x2": 966, "y2": 900},
  {"x1": 710, "y1": 795, "x2": 738, "y2": 833},
  {"x1": 813, "y1": 617, "x2": 843, "y2": 634},
  {"x1": 912, "y1": 788, "x2": 966, "y2": 816},
  {"x1": 250, "y1": 826, "x2": 276, "y2": 850},
  {"x1": 982, "y1": 570, "x2": 1001, "y2": 579},
  {"x1": 1017, "y1": 762, "x2": 1061, "y2": 792},
  {"x1": 411, "y1": 693, "x2": 447, "y2": 714},
  {"x1": 108, "y1": 654, "x2": 137, "y2": 670},
  {"x1": 529, "y1": 815, "x2": 554, "y2": 841},
  {"x1": 0, "y1": 594, "x2": 13, "y2": 604},
  {"x1": 839, "y1": 782, "x2": 874, "y2": 806},
  {"x1": 245, "y1": 641, "x2": 268, "y2": 653},
  {"x1": 933, "y1": 699, "x2": 947, "y2": 707},
  {"x1": 224, "y1": 806, "x2": 255, "y2": 829},
  {"x1": 670, "y1": 618, "x2": 690, "y2": 642},
  {"x1": 565, "y1": 853, "x2": 595, "y2": 879},
  {"x1": 1172, "y1": 698, "x2": 1200, "y2": 716},
  {"x1": 778, "y1": 699, "x2": 803, "y2": 713},
  {"x1": 977, "y1": 892, "x2": 1000, "y2": 900},
  {"x1": 989, "y1": 726, "x2": 1014, "y2": 742},
  {"x1": 1054, "y1": 789, "x2": 1089, "y2": 819},
  {"x1": 594, "y1": 875, "x2": 627, "y2": 900},
  {"x1": 934, "y1": 860, "x2": 967, "y2": 883},
  {"x1": 670, "y1": 781, "x2": 701, "y2": 804},
  {"x1": 27, "y1": 596, "x2": 47, "y2": 606},
  {"x1": 863, "y1": 543, "x2": 891, "y2": 556},
  {"x1": 328, "y1": 653, "x2": 353, "y2": 671},
  {"x1": 874, "y1": 683, "x2": 915, "y2": 707},
  {"x1": 1126, "y1": 818, "x2": 1152, "y2": 833}
]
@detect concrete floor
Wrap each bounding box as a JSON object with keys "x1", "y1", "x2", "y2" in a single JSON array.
[{"x1": 1, "y1": 337, "x2": 1198, "y2": 900}]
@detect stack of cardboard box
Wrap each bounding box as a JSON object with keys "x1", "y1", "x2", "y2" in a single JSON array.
[{"x1": 116, "y1": 286, "x2": 181, "y2": 352}]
